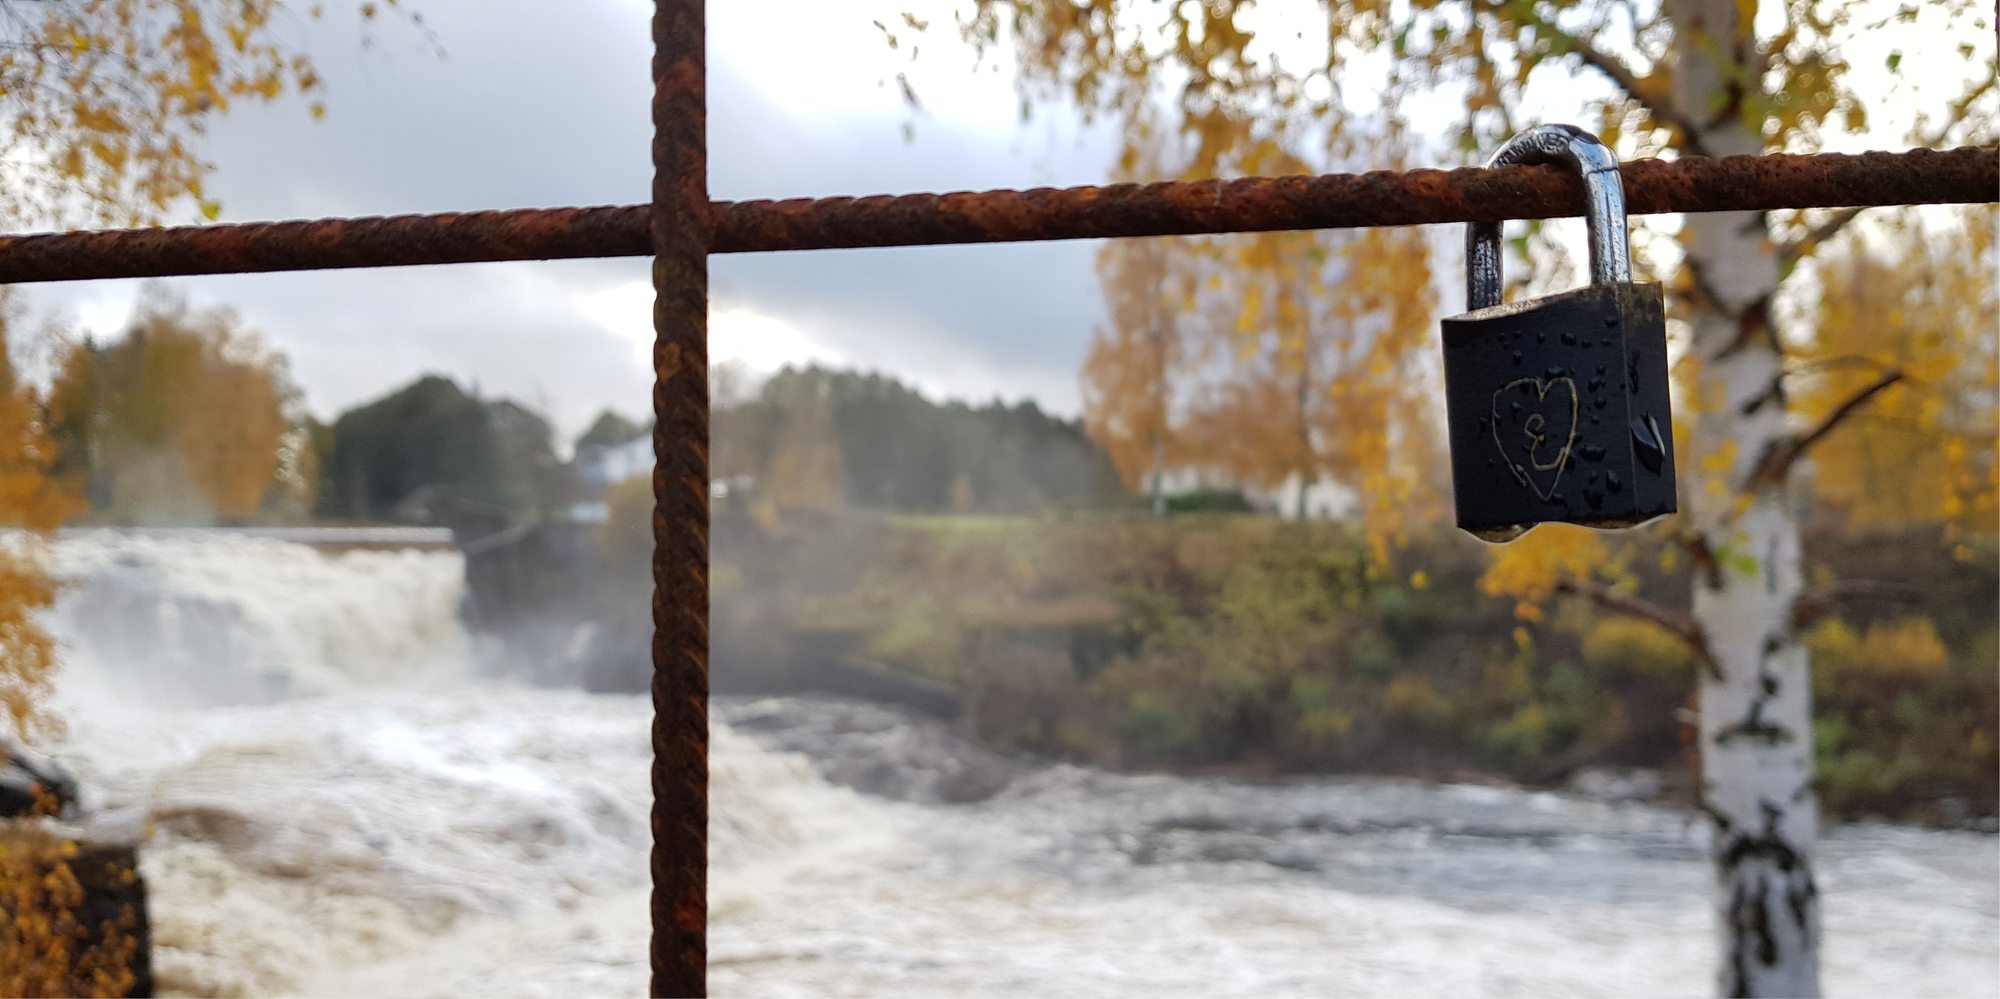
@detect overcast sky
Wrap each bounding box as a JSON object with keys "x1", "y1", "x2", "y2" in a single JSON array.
[
  {"x1": 11, "y1": 0, "x2": 1969, "y2": 447},
  {"x1": 16, "y1": 0, "x2": 1121, "y2": 443}
]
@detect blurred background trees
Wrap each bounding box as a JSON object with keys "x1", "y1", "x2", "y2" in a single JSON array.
[
  {"x1": 887, "y1": 0, "x2": 1993, "y2": 989},
  {"x1": 47, "y1": 293, "x2": 297, "y2": 525},
  {"x1": 316, "y1": 375, "x2": 567, "y2": 535}
]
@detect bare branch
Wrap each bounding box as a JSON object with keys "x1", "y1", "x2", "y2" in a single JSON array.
[
  {"x1": 1779, "y1": 206, "x2": 1866, "y2": 268},
  {"x1": 1746, "y1": 368, "x2": 1906, "y2": 491},
  {"x1": 1556, "y1": 578, "x2": 1721, "y2": 679},
  {"x1": 1783, "y1": 355, "x2": 1899, "y2": 378},
  {"x1": 1778, "y1": 64, "x2": 1997, "y2": 265},
  {"x1": 1787, "y1": 369, "x2": 1907, "y2": 462},
  {"x1": 1670, "y1": 529, "x2": 1726, "y2": 591},
  {"x1": 1515, "y1": 13, "x2": 1714, "y2": 158}
]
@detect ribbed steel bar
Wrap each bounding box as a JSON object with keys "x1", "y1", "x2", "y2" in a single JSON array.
[
  {"x1": 648, "y1": 0, "x2": 708, "y2": 994},
  {"x1": 0, "y1": 147, "x2": 1985, "y2": 284}
]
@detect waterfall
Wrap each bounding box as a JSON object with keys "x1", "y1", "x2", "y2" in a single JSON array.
[{"x1": 53, "y1": 530, "x2": 471, "y2": 707}]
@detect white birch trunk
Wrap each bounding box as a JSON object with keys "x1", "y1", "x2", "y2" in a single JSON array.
[{"x1": 1669, "y1": 0, "x2": 1822, "y2": 993}]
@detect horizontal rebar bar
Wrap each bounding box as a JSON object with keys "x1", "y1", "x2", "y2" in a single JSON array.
[{"x1": 0, "y1": 147, "x2": 1987, "y2": 283}]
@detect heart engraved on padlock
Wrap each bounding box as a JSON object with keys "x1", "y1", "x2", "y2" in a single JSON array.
[
  {"x1": 1439, "y1": 124, "x2": 1677, "y2": 543},
  {"x1": 1491, "y1": 375, "x2": 1580, "y2": 501}
]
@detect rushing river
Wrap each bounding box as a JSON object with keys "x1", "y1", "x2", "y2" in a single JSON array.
[{"x1": 37, "y1": 532, "x2": 2000, "y2": 997}]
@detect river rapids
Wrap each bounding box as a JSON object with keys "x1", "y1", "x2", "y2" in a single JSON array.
[{"x1": 33, "y1": 531, "x2": 2000, "y2": 997}]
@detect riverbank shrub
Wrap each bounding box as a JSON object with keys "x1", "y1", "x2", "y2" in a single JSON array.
[{"x1": 756, "y1": 512, "x2": 1996, "y2": 824}]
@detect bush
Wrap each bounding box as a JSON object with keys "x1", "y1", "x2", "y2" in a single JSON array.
[
  {"x1": 0, "y1": 820, "x2": 140, "y2": 998},
  {"x1": 1582, "y1": 617, "x2": 1693, "y2": 675},
  {"x1": 728, "y1": 511, "x2": 1997, "y2": 823}
]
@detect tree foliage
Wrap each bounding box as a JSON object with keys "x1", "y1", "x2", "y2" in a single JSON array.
[
  {"x1": 0, "y1": 0, "x2": 412, "y2": 228},
  {"x1": 0, "y1": 294, "x2": 84, "y2": 742},
  {"x1": 1792, "y1": 207, "x2": 1998, "y2": 538},
  {"x1": 48, "y1": 292, "x2": 293, "y2": 523},
  {"x1": 318, "y1": 374, "x2": 565, "y2": 535},
  {"x1": 898, "y1": 0, "x2": 1996, "y2": 558},
  {"x1": 721, "y1": 366, "x2": 1126, "y2": 515},
  {"x1": 0, "y1": 821, "x2": 140, "y2": 998}
]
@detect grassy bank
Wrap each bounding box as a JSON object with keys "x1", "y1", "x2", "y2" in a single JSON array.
[{"x1": 721, "y1": 511, "x2": 1997, "y2": 825}]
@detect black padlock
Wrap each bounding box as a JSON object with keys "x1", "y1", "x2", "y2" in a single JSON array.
[{"x1": 1440, "y1": 124, "x2": 1675, "y2": 543}]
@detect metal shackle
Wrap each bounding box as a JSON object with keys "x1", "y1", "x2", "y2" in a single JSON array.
[{"x1": 1465, "y1": 124, "x2": 1633, "y2": 311}]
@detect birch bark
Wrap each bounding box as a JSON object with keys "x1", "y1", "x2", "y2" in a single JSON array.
[{"x1": 1667, "y1": 0, "x2": 1822, "y2": 994}]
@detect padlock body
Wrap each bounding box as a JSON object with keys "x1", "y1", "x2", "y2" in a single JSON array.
[{"x1": 1439, "y1": 282, "x2": 1675, "y2": 541}]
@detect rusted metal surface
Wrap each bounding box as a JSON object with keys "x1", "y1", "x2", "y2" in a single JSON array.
[
  {"x1": 709, "y1": 146, "x2": 1996, "y2": 251},
  {"x1": 648, "y1": 0, "x2": 708, "y2": 995},
  {"x1": 0, "y1": 147, "x2": 1986, "y2": 283},
  {"x1": 0, "y1": 204, "x2": 649, "y2": 283}
]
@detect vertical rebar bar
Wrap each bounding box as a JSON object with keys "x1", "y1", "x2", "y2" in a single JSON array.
[{"x1": 650, "y1": 0, "x2": 708, "y2": 996}]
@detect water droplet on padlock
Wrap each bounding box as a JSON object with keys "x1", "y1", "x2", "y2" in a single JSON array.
[
  {"x1": 1605, "y1": 470, "x2": 1624, "y2": 493},
  {"x1": 1561, "y1": 332, "x2": 1577, "y2": 345},
  {"x1": 1580, "y1": 444, "x2": 1607, "y2": 462},
  {"x1": 1511, "y1": 350, "x2": 1523, "y2": 364},
  {"x1": 1583, "y1": 488, "x2": 1605, "y2": 510},
  {"x1": 1588, "y1": 378, "x2": 1604, "y2": 392},
  {"x1": 1544, "y1": 366, "x2": 1568, "y2": 380},
  {"x1": 1593, "y1": 397, "x2": 1608, "y2": 410},
  {"x1": 1630, "y1": 414, "x2": 1666, "y2": 473}
]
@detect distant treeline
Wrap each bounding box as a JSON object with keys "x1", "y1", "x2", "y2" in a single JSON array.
[
  {"x1": 316, "y1": 375, "x2": 568, "y2": 535},
  {"x1": 321, "y1": 366, "x2": 1126, "y2": 534},
  {"x1": 44, "y1": 299, "x2": 1125, "y2": 533},
  {"x1": 712, "y1": 366, "x2": 1125, "y2": 515}
]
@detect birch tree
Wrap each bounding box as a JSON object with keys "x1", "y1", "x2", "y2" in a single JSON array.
[{"x1": 894, "y1": 0, "x2": 1996, "y2": 993}]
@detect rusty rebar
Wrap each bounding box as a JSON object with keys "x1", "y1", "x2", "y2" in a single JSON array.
[
  {"x1": 0, "y1": 147, "x2": 1986, "y2": 284},
  {"x1": 710, "y1": 147, "x2": 1995, "y2": 252},
  {"x1": 0, "y1": 203, "x2": 649, "y2": 283},
  {"x1": 649, "y1": 0, "x2": 708, "y2": 994}
]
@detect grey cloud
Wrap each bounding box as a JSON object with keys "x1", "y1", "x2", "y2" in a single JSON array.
[{"x1": 16, "y1": 0, "x2": 1116, "y2": 438}]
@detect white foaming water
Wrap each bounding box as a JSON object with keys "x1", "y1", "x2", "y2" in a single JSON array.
[
  {"x1": 36, "y1": 533, "x2": 2000, "y2": 997},
  {"x1": 54, "y1": 530, "x2": 470, "y2": 705}
]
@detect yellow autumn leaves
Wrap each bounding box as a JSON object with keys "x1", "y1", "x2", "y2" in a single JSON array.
[
  {"x1": 1794, "y1": 208, "x2": 1998, "y2": 537},
  {"x1": 1084, "y1": 201, "x2": 1445, "y2": 563},
  {"x1": 48, "y1": 295, "x2": 298, "y2": 523}
]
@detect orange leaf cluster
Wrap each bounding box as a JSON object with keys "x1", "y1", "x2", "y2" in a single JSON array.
[
  {"x1": 0, "y1": 294, "x2": 85, "y2": 742},
  {"x1": 1083, "y1": 134, "x2": 1444, "y2": 560},
  {"x1": 0, "y1": 818, "x2": 139, "y2": 998},
  {"x1": 1793, "y1": 207, "x2": 1998, "y2": 538},
  {"x1": 49, "y1": 294, "x2": 292, "y2": 523},
  {"x1": 0, "y1": 0, "x2": 412, "y2": 229},
  {"x1": 1475, "y1": 523, "x2": 1610, "y2": 622}
]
